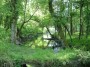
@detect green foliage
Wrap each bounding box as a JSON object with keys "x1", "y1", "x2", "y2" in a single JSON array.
[
  {"x1": 0, "y1": 26, "x2": 90, "y2": 66},
  {"x1": 0, "y1": 2, "x2": 11, "y2": 16},
  {"x1": 0, "y1": 42, "x2": 90, "y2": 67},
  {"x1": 16, "y1": 0, "x2": 23, "y2": 15},
  {"x1": 41, "y1": 15, "x2": 54, "y2": 27},
  {"x1": 32, "y1": 0, "x2": 48, "y2": 10},
  {"x1": 0, "y1": 0, "x2": 90, "y2": 66},
  {"x1": 67, "y1": 35, "x2": 90, "y2": 51}
]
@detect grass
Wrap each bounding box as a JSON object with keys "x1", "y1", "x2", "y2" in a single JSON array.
[
  {"x1": 0, "y1": 43, "x2": 90, "y2": 62},
  {"x1": 0, "y1": 44, "x2": 74, "y2": 61},
  {"x1": 0, "y1": 26, "x2": 90, "y2": 67},
  {"x1": 0, "y1": 43, "x2": 90, "y2": 67}
]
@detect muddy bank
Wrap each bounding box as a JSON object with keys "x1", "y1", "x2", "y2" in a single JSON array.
[{"x1": 0, "y1": 58, "x2": 90, "y2": 67}]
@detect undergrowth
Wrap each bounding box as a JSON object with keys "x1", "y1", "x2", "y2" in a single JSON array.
[{"x1": 0, "y1": 26, "x2": 90, "y2": 67}]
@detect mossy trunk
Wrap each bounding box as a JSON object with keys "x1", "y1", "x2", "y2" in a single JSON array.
[{"x1": 10, "y1": 0, "x2": 18, "y2": 44}]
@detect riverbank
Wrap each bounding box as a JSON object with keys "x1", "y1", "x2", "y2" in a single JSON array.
[{"x1": 0, "y1": 44, "x2": 90, "y2": 67}]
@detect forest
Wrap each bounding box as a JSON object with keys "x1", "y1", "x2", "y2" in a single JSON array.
[{"x1": 0, "y1": 0, "x2": 90, "y2": 67}]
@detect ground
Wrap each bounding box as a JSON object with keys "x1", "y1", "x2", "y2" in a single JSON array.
[{"x1": 0, "y1": 27, "x2": 90, "y2": 67}]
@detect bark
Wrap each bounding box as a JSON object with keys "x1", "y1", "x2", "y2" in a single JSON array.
[
  {"x1": 11, "y1": 21, "x2": 17, "y2": 43},
  {"x1": 56, "y1": 23, "x2": 67, "y2": 46},
  {"x1": 63, "y1": 23, "x2": 72, "y2": 39},
  {"x1": 10, "y1": 0, "x2": 18, "y2": 44},
  {"x1": 69, "y1": 0, "x2": 73, "y2": 35},
  {"x1": 79, "y1": 0, "x2": 83, "y2": 39},
  {"x1": 48, "y1": 0, "x2": 54, "y2": 16},
  {"x1": 65, "y1": 28, "x2": 66, "y2": 38},
  {"x1": 70, "y1": 15, "x2": 73, "y2": 35},
  {"x1": 86, "y1": 0, "x2": 89, "y2": 38}
]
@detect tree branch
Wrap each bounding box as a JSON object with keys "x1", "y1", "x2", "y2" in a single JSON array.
[{"x1": 19, "y1": 6, "x2": 39, "y2": 31}]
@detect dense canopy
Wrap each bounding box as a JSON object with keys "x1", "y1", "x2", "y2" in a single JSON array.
[{"x1": 0, "y1": 0, "x2": 90, "y2": 67}]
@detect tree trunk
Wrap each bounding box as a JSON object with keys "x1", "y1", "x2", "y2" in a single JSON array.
[
  {"x1": 10, "y1": 0, "x2": 18, "y2": 44},
  {"x1": 70, "y1": 15, "x2": 73, "y2": 35},
  {"x1": 79, "y1": 0, "x2": 83, "y2": 39},
  {"x1": 69, "y1": 0, "x2": 73, "y2": 35},
  {"x1": 86, "y1": 0, "x2": 89, "y2": 38},
  {"x1": 65, "y1": 27, "x2": 67, "y2": 38},
  {"x1": 11, "y1": 22, "x2": 17, "y2": 43}
]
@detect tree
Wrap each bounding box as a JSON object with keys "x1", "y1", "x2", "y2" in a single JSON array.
[
  {"x1": 79, "y1": 0, "x2": 84, "y2": 39},
  {"x1": 10, "y1": 0, "x2": 18, "y2": 44},
  {"x1": 48, "y1": 0, "x2": 68, "y2": 47},
  {"x1": 85, "y1": 0, "x2": 90, "y2": 38}
]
